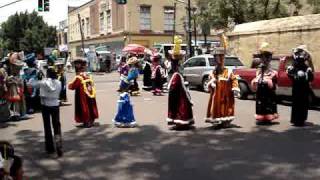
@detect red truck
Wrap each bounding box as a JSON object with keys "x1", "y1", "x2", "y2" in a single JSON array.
[{"x1": 234, "y1": 55, "x2": 320, "y2": 105}]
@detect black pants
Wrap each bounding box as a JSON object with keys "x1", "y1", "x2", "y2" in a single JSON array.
[{"x1": 41, "y1": 105, "x2": 62, "y2": 153}]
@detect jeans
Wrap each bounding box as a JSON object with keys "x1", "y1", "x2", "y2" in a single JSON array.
[{"x1": 41, "y1": 105, "x2": 62, "y2": 153}]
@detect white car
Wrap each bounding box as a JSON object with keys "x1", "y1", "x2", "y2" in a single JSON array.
[{"x1": 183, "y1": 54, "x2": 244, "y2": 92}]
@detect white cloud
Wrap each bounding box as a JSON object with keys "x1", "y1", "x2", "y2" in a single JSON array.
[{"x1": 0, "y1": 0, "x2": 91, "y2": 26}]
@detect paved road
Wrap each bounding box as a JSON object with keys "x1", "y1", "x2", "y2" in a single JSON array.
[{"x1": 1, "y1": 72, "x2": 320, "y2": 180}]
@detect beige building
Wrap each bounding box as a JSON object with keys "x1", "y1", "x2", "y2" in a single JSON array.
[
  {"x1": 228, "y1": 14, "x2": 320, "y2": 70},
  {"x1": 57, "y1": 20, "x2": 68, "y2": 55},
  {"x1": 68, "y1": 0, "x2": 200, "y2": 57}
]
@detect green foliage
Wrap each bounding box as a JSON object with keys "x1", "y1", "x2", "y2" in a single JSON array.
[
  {"x1": 0, "y1": 11, "x2": 57, "y2": 54},
  {"x1": 307, "y1": 0, "x2": 320, "y2": 13},
  {"x1": 195, "y1": 0, "x2": 315, "y2": 30}
]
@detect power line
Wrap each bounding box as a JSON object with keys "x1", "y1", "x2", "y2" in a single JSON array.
[{"x1": 0, "y1": 0, "x2": 25, "y2": 9}]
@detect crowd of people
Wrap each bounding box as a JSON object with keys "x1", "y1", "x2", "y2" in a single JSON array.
[{"x1": 0, "y1": 34, "x2": 316, "y2": 179}]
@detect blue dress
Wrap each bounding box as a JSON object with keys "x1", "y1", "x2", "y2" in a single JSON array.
[
  {"x1": 119, "y1": 68, "x2": 139, "y2": 92},
  {"x1": 113, "y1": 92, "x2": 136, "y2": 127}
]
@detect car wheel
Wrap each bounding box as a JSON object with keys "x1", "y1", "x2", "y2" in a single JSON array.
[
  {"x1": 202, "y1": 77, "x2": 210, "y2": 93},
  {"x1": 238, "y1": 82, "x2": 249, "y2": 99}
]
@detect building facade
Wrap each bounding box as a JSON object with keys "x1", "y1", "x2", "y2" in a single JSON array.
[
  {"x1": 57, "y1": 19, "x2": 68, "y2": 54},
  {"x1": 68, "y1": 0, "x2": 197, "y2": 57}
]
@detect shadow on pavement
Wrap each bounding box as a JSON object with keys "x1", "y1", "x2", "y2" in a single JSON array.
[{"x1": 11, "y1": 124, "x2": 320, "y2": 180}]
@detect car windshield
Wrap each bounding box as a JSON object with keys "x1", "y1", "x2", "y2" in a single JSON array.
[{"x1": 224, "y1": 57, "x2": 243, "y2": 66}]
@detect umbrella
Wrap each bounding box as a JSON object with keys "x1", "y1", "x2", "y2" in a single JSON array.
[{"x1": 122, "y1": 44, "x2": 146, "y2": 54}]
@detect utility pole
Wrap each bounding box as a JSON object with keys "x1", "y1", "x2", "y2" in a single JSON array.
[
  {"x1": 192, "y1": 8, "x2": 197, "y2": 53},
  {"x1": 173, "y1": 2, "x2": 177, "y2": 43},
  {"x1": 187, "y1": 0, "x2": 192, "y2": 58},
  {"x1": 78, "y1": 14, "x2": 85, "y2": 57}
]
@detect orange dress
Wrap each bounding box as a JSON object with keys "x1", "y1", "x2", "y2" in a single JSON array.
[{"x1": 206, "y1": 68, "x2": 239, "y2": 122}]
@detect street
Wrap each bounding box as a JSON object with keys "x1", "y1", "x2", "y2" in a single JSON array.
[{"x1": 1, "y1": 72, "x2": 320, "y2": 180}]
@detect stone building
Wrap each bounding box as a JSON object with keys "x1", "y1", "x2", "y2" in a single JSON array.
[{"x1": 228, "y1": 14, "x2": 320, "y2": 70}]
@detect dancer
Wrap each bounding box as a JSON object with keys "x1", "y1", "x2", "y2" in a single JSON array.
[
  {"x1": 251, "y1": 42, "x2": 278, "y2": 125},
  {"x1": 0, "y1": 59, "x2": 9, "y2": 122},
  {"x1": 120, "y1": 57, "x2": 140, "y2": 96},
  {"x1": 205, "y1": 34, "x2": 240, "y2": 128},
  {"x1": 151, "y1": 54, "x2": 164, "y2": 96},
  {"x1": 113, "y1": 92, "x2": 137, "y2": 128},
  {"x1": 167, "y1": 38, "x2": 194, "y2": 129},
  {"x1": 287, "y1": 45, "x2": 314, "y2": 126},
  {"x1": 68, "y1": 58, "x2": 99, "y2": 128},
  {"x1": 22, "y1": 53, "x2": 42, "y2": 114},
  {"x1": 6, "y1": 53, "x2": 29, "y2": 121},
  {"x1": 142, "y1": 54, "x2": 152, "y2": 90}
]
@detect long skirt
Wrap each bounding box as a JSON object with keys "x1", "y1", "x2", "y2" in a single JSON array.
[
  {"x1": 291, "y1": 80, "x2": 310, "y2": 126},
  {"x1": 255, "y1": 82, "x2": 278, "y2": 121}
]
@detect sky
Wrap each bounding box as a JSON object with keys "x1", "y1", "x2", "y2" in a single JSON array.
[{"x1": 0, "y1": 0, "x2": 91, "y2": 27}]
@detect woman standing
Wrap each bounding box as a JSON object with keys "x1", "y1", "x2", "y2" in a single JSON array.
[
  {"x1": 287, "y1": 45, "x2": 314, "y2": 126},
  {"x1": 251, "y1": 43, "x2": 278, "y2": 125}
]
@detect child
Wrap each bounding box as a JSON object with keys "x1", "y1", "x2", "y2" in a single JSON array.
[
  {"x1": 113, "y1": 92, "x2": 137, "y2": 128},
  {"x1": 32, "y1": 67, "x2": 63, "y2": 157}
]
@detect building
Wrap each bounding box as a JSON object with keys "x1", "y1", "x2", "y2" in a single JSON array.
[
  {"x1": 57, "y1": 19, "x2": 68, "y2": 56},
  {"x1": 68, "y1": 0, "x2": 199, "y2": 57},
  {"x1": 228, "y1": 14, "x2": 320, "y2": 69}
]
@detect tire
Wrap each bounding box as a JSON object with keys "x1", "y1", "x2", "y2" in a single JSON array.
[
  {"x1": 238, "y1": 82, "x2": 249, "y2": 99},
  {"x1": 202, "y1": 76, "x2": 210, "y2": 93}
]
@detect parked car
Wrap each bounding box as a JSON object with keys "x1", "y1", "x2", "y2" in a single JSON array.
[
  {"x1": 183, "y1": 54, "x2": 244, "y2": 92},
  {"x1": 234, "y1": 56, "x2": 320, "y2": 105}
]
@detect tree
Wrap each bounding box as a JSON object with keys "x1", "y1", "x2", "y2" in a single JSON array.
[
  {"x1": 307, "y1": 0, "x2": 320, "y2": 14},
  {"x1": 0, "y1": 11, "x2": 57, "y2": 54}
]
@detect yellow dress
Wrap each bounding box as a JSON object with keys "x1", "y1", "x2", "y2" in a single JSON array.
[{"x1": 206, "y1": 68, "x2": 239, "y2": 123}]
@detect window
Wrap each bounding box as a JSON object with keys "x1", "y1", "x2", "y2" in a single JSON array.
[
  {"x1": 106, "y1": 10, "x2": 111, "y2": 32},
  {"x1": 184, "y1": 58, "x2": 202, "y2": 67},
  {"x1": 64, "y1": 32, "x2": 68, "y2": 44},
  {"x1": 224, "y1": 57, "x2": 243, "y2": 66},
  {"x1": 195, "y1": 58, "x2": 206, "y2": 67},
  {"x1": 209, "y1": 58, "x2": 217, "y2": 66},
  {"x1": 270, "y1": 59, "x2": 280, "y2": 70},
  {"x1": 164, "y1": 7, "x2": 174, "y2": 31},
  {"x1": 140, "y1": 6, "x2": 151, "y2": 31},
  {"x1": 85, "y1": 17, "x2": 90, "y2": 36},
  {"x1": 100, "y1": 12, "x2": 105, "y2": 32}
]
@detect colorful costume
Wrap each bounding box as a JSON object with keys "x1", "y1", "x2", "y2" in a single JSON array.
[
  {"x1": 6, "y1": 53, "x2": 28, "y2": 120},
  {"x1": 119, "y1": 57, "x2": 140, "y2": 95},
  {"x1": 151, "y1": 55, "x2": 164, "y2": 95},
  {"x1": 167, "y1": 38, "x2": 194, "y2": 128},
  {"x1": 251, "y1": 69, "x2": 278, "y2": 122},
  {"x1": 167, "y1": 72, "x2": 194, "y2": 126},
  {"x1": 206, "y1": 67, "x2": 239, "y2": 124},
  {"x1": 251, "y1": 43, "x2": 278, "y2": 123},
  {"x1": 287, "y1": 45, "x2": 314, "y2": 126},
  {"x1": 205, "y1": 34, "x2": 240, "y2": 126},
  {"x1": 22, "y1": 53, "x2": 41, "y2": 114},
  {"x1": 68, "y1": 62, "x2": 99, "y2": 126},
  {"x1": 0, "y1": 67, "x2": 9, "y2": 122},
  {"x1": 113, "y1": 92, "x2": 136, "y2": 127}
]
